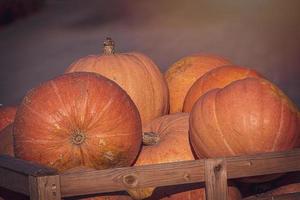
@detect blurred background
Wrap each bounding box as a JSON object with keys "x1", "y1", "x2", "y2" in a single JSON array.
[{"x1": 0, "y1": 0, "x2": 299, "y2": 107}]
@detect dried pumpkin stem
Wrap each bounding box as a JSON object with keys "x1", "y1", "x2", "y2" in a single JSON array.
[
  {"x1": 142, "y1": 132, "x2": 160, "y2": 146},
  {"x1": 103, "y1": 37, "x2": 115, "y2": 55}
]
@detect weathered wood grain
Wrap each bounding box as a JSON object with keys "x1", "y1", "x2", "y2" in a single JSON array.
[
  {"x1": 60, "y1": 160, "x2": 205, "y2": 197},
  {"x1": 29, "y1": 175, "x2": 61, "y2": 200},
  {"x1": 205, "y1": 159, "x2": 228, "y2": 200},
  {"x1": 0, "y1": 155, "x2": 57, "y2": 195},
  {"x1": 60, "y1": 148, "x2": 300, "y2": 197}
]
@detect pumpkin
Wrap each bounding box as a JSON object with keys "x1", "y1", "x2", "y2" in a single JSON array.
[
  {"x1": 190, "y1": 78, "x2": 299, "y2": 183},
  {"x1": 183, "y1": 65, "x2": 262, "y2": 112},
  {"x1": 128, "y1": 113, "x2": 197, "y2": 199},
  {"x1": 65, "y1": 38, "x2": 169, "y2": 128},
  {"x1": 165, "y1": 54, "x2": 232, "y2": 113},
  {"x1": 13, "y1": 72, "x2": 142, "y2": 172},
  {"x1": 0, "y1": 105, "x2": 17, "y2": 131}
]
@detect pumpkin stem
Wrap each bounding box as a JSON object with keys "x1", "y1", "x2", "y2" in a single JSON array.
[
  {"x1": 142, "y1": 132, "x2": 160, "y2": 146},
  {"x1": 71, "y1": 131, "x2": 86, "y2": 145},
  {"x1": 103, "y1": 37, "x2": 115, "y2": 55}
]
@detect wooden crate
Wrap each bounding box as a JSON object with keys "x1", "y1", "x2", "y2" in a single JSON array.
[{"x1": 0, "y1": 148, "x2": 300, "y2": 200}]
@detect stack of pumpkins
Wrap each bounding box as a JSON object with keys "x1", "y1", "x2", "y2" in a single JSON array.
[{"x1": 0, "y1": 38, "x2": 299, "y2": 200}]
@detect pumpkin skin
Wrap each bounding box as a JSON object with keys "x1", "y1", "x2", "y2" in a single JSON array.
[
  {"x1": 190, "y1": 77, "x2": 299, "y2": 159},
  {"x1": 183, "y1": 65, "x2": 262, "y2": 112},
  {"x1": 0, "y1": 106, "x2": 17, "y2": 131},
  {"x1": 165, "y1": 54, "x2": 232, "y2": 113},
  {"x1": 13, "y1": 72, "x2": 142, "y2": 172},
  {"x1": 65, "y1": 38, "x2": 169, "y2": 128}
]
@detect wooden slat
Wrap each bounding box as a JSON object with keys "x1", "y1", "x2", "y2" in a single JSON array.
[
  {"x1": 60, "y1": 159, "x2": 205, "y2": 197},
  {"x1": 0, "y1": 155, "x2": 57, "y2": 176},
  {"x1": 29, "y1": 175, "x2": 61, "y2": 200},
  {"x1": 205, "y1": 159, "x2": 228, "y2": 200},
  {"x1": 0, "y1": 155, "x2": 57, "y2": 195},
  {"x1": 0, "y1": 166, "x2": 29, "y2": 195},
  {"x1": 60, "y1": 148, "x2": 300, "y2": 197},
  {"x1": 243, "y1": 192, "x2": 300, "y2": 200},
  {"x1": 226, "y1": 149, "x2": 300, "y2": 179}
]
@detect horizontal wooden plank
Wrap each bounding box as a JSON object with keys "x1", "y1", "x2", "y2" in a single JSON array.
[
  {"x1": 243, "y1": 192, "x2": 300, "y2": 200},
  {"x1": 0, "y1": 155, "x2": 58, "y2": 195},
  {"x1": 0, "y1": 166, "x2": 29, "y2": 195},
  {"x1": 60, "y1": 159, "x2": 205, "y2": 197},
  {"x1": 226, "y1": 148, "x2": 300, "y2": 179},
  {"x1": 0, "y1": 155, "x2": 57, "y2": 176},
  {"x1": 60, "y1": 148, "x2": 300, "y2": 197}
]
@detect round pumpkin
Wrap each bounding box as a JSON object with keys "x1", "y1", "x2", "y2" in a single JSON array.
[
  {"x1": 165, "y1": 54, "x2": 232, "y2": 113},
  {"x1": 65, "y1": 38, "x2": 169, "y2": 128},
  {"x1": 183, "y1": 65, "x2": 262, "y2": 112},
  {"x1": 13, "y1": 72, "x2": 142, "y2": 172},
  {"x1": 128, "y1": 113, "x2": 197, "y2": 199},
  {"x1": 190, "y1": 77, "x2": 299, "y2": 159},
  {"x1": 0, "y1": 105, "x2": 17, "y2": 131}
]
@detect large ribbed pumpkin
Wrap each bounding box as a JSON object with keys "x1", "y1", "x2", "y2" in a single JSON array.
[
  {"x1": 190, "y1": 77, "x2": 299, "y2": 158},
  {"x1": 13, "y1": 72, "x2": 142, "y2": 172},
  {"x1": 165, "y1": 54, "x2": 232, "y2": 113},
  {"x1": 65, "y1": 38, "x2": 169, "y2": 128},
  {"x1": 0, "y1": 105, "x2": 17, "y2": 131},
  {"x1": 183, "y1": 65, "x2": 262, "y2": 112}
]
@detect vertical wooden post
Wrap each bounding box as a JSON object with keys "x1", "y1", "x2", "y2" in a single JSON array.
[
  {"x1": 205, "y1": 158, "x2": 228, "y2": 200},
  {"x1": 29, "y1": 175, "x2": 61, "y2": 200}
]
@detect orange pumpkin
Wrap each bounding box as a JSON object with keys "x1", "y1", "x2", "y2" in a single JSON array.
[
  {"x1": 0, "y1": 105, "x2": 17, "y2": 131},
  {"x1": 13, "y1": 72, "x2": 142, "y2": 172},
  {"x1": 183, "y1": 65, "x2": 262, "y2": 112},
  {"x1": 65, "y1": 38, "x2": 169, "y2": 128},
  {"x1": 165, "y1": 54, "x2": 232, "y2": 113},
  {"x1": 190, "y1": 77, "x2": 299, "y2": 160},
  {"x1": 129, "y1": 113, "x2": 197, "y2": 199}
]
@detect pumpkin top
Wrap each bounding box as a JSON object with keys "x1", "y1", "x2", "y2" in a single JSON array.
[
  {"x1": 165, "y1": 54, "x2": 232, "y2": 113},
  {"x1": 65, "y1": 40, "x2": 169, "y2": 128},
  {"x1": 183, "y1": 65, "x2": 262, "y2": 112}
]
